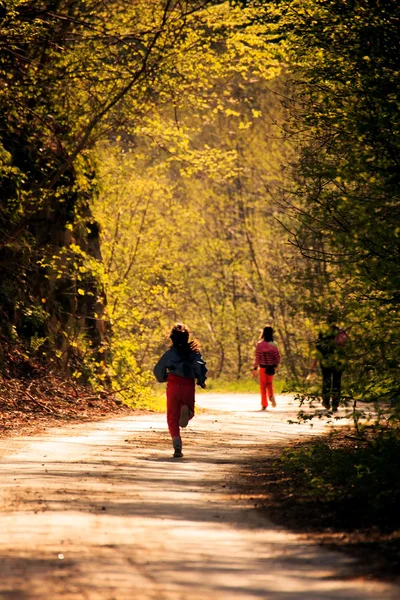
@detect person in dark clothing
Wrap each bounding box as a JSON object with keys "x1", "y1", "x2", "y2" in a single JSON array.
[{"x1": 312, "y1": 315, "x2": 348, "y2": 412}]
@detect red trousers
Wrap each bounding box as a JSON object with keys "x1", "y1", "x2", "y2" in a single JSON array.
[
  {"x1": 166, "y1": 373, "x2": 195, "y2": 439},
  {"x1": 259, "y1": 368, "x2": 274, "y2": 407}
]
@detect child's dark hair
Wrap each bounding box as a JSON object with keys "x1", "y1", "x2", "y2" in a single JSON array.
[
  {"x1": 170, "y1": 322, "x2": 201, "y2": 356},
  {"x1": 260, "y1": 326, "x2": 274, "y2": 342}
]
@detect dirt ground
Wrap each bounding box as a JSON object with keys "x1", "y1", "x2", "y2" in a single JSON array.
[{"x1": 0, "y1": 393, "x2": 399, "y2": 599}]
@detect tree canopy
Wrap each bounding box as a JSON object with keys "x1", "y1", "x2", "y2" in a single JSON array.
[{"x1": 1, "y1": 0, "x2": 399, "y2": 418}]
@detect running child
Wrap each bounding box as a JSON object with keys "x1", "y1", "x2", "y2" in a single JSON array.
[{"x1": 153, "y1": 323, "x2": 207, "y2": 458}]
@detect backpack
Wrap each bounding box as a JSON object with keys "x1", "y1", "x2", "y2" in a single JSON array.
[{"x1": 334, "y1": 328, "x2": 348, "y2": 346}]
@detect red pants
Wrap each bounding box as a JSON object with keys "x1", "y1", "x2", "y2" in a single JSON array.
[
  {"x1": 259, "y1": 368, "x2": 274, "y2": 407},
  {"x1": 166, "y1": 374, "x2": 195, "y2": 439}
]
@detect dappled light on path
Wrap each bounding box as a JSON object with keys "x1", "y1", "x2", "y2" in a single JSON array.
[{"x1": 0, "y1": 395, "x2": 398, "y2": 599}]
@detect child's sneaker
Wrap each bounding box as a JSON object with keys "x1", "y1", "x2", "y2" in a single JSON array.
[
  {"x1": 179, "y1": 404, "x2": 190, "y2": 428},
  {"x1": 270, "y1": 396, "x2": 276, "y2": 408},
  {"x1": 173, "y1": 446, "x2": 183, "y2": 458},
  {"x1": 172, "y1": 437, "x2": 183, "y2": 457}
]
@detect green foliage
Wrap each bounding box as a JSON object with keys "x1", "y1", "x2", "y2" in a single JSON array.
[
  {"x1": 94, "y1": 73, "x2": 303, "y2": 395},
  {"x1": 281, "y1": 429, "x2": 400, "y2": 532},
  {"x1": 2, "y1": 0, "x2": 397, "y2": 419},
  {"x1": 3, "y1": 0, "x2": 281, "y2": 381},
  {"x1": 272, "y1": 0, "x2": 400, "y2": 415},
  {"x1": 18, "y1": 303, "x2": 49, "y2": 339}
]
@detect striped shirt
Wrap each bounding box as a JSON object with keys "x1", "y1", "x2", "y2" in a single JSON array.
[{"x1": 254, "y1": 340, "x2": 281, "y2": 368}]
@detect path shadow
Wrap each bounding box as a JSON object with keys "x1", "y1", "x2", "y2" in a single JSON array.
[{"x1": 1, "y1": 413, "x2": 398, "y2": 599}]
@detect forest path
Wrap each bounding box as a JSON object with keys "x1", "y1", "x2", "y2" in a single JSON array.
[{"x1": 0, "y1": 393, "x2": 398, "y2": 600}]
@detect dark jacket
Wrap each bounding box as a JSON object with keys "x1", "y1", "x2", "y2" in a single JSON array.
[
  {"x1": 316, "y1": 326, "x2": 348, "y2": 370},
  {"x1": 153, "y1": 347, "x2": 207, "y2": 386}
]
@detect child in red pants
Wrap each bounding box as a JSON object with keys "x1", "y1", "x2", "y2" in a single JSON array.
[
  {"x1": 154, "y1": 323, "x2": 207, "y2": 457},
  {"x1": 253, "y1": 326, "x2": 281, "y2": 410}
]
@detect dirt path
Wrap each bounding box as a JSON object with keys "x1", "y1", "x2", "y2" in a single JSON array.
[{"x1": 0, "y1": 393, "x2": 398, "y2": 600}]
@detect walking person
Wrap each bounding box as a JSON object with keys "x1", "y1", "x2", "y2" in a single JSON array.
[
  {"x1": 253, "y1": 326, "x2": 281, "y2": 410},
  {"x1": 308, "y1": 314, "x2": 348, "y2": 412},
  {"x1": 153, "y1": 323, "x2": 207, "y2": 458}
]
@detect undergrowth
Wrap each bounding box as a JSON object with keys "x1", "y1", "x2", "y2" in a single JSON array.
[{"x1": 281, "y1": 428, "x2": 400, "y2": 532}]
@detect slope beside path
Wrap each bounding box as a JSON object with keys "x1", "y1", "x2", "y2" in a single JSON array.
[{"x1": 0, "y1": 393, "x2": 398, "y2": 599}]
